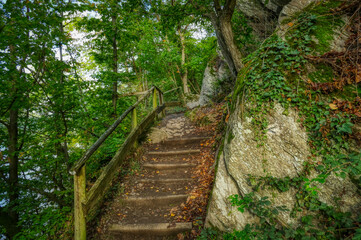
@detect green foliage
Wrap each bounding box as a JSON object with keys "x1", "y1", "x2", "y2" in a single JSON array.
[
  {"x1": 308, "y1": 63, "x2": 334, "y2": 83},
  {"x1": 14, "y1": 206, "x2": 72, "y2": 240},
  {"x1": 0, "y1": 0, "x2": 217, "y2": 238},
  {"x1": 198, "y1": 227, "x2": 220, "y2": 240},
  {"x1": 248, "y1": 175, "x2": 304, "y2": 193},
  {"x1": 229, "y1": 193, "x2": 288, "y2": 224},
  {"x1": 226, "y1": 191, "x2": 358, "y2": 239},
  {"x1": 286, "y1": 1, "x2": 343, "y2": 54},
  {"x1": 308, "y1": 1, "x2": 343, "y2": 54}
]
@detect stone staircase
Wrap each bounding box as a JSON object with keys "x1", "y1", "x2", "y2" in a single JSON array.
[{"x1": 96, "y1": 114, "x2": 210, "y2": 240}]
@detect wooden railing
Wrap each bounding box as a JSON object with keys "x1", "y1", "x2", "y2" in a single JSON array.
[{"x1": 70, "y1": 86, "x2": 166, "y2": 240}]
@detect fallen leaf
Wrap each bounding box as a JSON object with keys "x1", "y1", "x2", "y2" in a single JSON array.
[
  {"x1": 177, "y1": 233, "x2": 185, "y2": 240},
  {"x1": 329, "y1": 103, "x2": 338, "y2": 110}
]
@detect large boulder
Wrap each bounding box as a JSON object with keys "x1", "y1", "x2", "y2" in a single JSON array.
[
  {"x1": 205, "y1": 103, "x2": 361, "y2": 230},
  {"x1": 236, "y1": 0, "x2": 324, "y2": 42},
  {"x1": 279, "y1": 0, "x2": 318, "y2": 23},
  {"x1": 236, "y1": 0, "x2": 278, "y2": 42},
  {"x1": 187, "y1": 56, "x2": 230, "y2": 109},
  {"x1": 261, "y1": 0, "x2": 293, "y2": 14}
]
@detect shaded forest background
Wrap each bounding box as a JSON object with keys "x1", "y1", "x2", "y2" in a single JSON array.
[{"x1": 0, "y1": 0, "x2": 250, "y2": 239}]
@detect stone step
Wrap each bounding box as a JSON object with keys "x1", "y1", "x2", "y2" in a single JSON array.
[
  {"x1": 164, "y1": 101, "x2": 182, "y2": 107},
  {"x1": 109, "y1": 222, "x2": 192, "y2": 236},
  {"x1": 143, "y1": 163, "x2": 196, "y2": 170},
  {"x1": 137, "y1": 178, "x2": 192, "y2": 183},
  {"x1": 122, "y1": 194, "x2": 188, "y2": 207},
  {"x1": 162, "y1": 136, "x2": 210, "y2": 147},
  {"x1": 148, "y1": 149, "x2": 200, "y2": 156}
]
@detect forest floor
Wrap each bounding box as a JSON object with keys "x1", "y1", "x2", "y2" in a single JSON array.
[{"x1": 89, "y1": 105, "x2": 224, "y2": 239}]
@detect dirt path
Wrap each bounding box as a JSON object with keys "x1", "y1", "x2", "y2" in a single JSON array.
[{"x1": 91, "y1": 112, "x2": 215, "y2": 240}]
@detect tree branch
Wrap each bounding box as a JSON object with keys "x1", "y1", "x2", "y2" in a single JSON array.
[
  {"x1": 0, "y1": 97, "x2": 17, "y2": 118},
  {"x1": 79, "y1": 127, "x2": 100, "y2": 138},
  {"x1": 0, "y1": 120, "x2": 9, "y2": 129},
  {"x1": 214, "y1": 0, "x2": 222, "y2": 14},
  {"x1": 225, "y1": 0, "x2": 236, "y2": 13},
  {"x1": 17, "y1": 106, "x2": 30, "y2": 152},
  {"x1": 28, "y1": 186, "x2": 68, "y2": 207},
  {"x1": 222, "y1": 0, "x2": 236, "y2": 19},
  {"x1": 189, "y1": 0, "x2": 212, "y2": 19}
]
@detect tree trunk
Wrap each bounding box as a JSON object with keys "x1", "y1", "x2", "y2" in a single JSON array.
[
  {"x1": 5, "y1": 42, "x2": 21, "y2": 238},
  {"x1": 0, "y1": 207, "x2": 19, "y2": 239},
  {"x1": 112, "y1": 15, "x2": 118, "y2": 116},
  {"x1": 58, "y1": 10, "x2": 71, "y2": 172},
  {"x1": 8, "y1": 108, "x2": 20, "y2": 239},
  {"x1": 178, "y1": 28, "x2": 189, "y2": 94},
  {"x1": 209, "y1": 0, "x2": 243, "y2": 79},
  {"x1": 219, "y1": 15, "x2": 243, "y2": 72}
]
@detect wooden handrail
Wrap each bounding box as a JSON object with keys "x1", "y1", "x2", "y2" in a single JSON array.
[
  {"x1": 164, "y1": 86, "x2": 180, "y2": 94},
  {"x1": 70, "y1": 86, "x2": 156, "y2": 175},
  {"x1": 72, "y1": 86, "x2": 167, "y2": 240},
  {"x1": 83, "y1": 105, "x2": 165, "y2": 216}
]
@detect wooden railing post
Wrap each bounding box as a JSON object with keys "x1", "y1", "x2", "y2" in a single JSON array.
[
  {"x1": 131, "y1": 108, "x2": 138, "y2": 148},
  {"x1": 153, "y1": 88, "x2": 158, "y2": 120},
  {"x1": 159, "y1": 90, "x2": 165, "y2": 117},
  {"x1": 153, "y1": 88, "x2": 158, "y2": 110},
  {"x1": 74, "y1": 165, "x2": 86, "y2": 240}
]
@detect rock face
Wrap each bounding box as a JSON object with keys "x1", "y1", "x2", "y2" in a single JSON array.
[
  {"x1": 205, "y1": 151, "x2": 258, "y2": 231},
  {"x1": 277, "y1": 0, "x2": 350, "y2": 53},
  {"x1": 236, "y1": 0, "x2": 278, "y2": 42},
  {"x1": 206, "y1": 0, "x2": 361, "y2": 233},
  {"x1": 205, "y1": 103, "x2": 361, "y2": 229},
  {"x1": 187, "y1": 56, "x2": 230, "y2": 109},
  {"x1": 279, "y1": 0, "x2": 318, "y2": 23},
  {"x1": 237, "y1": 0, "x2": 322, "y2": 41},
  {"x1": 261, "y1": 0, "x2": 292, "y2": 14}
]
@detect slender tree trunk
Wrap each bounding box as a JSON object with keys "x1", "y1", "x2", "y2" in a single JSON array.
[
  {"x1": 6, "y1": 42, "x2": 21, "y2": 238},
  {"x1": 219, "y1": 15, "x2": 243, "y2": 72},
  {"x1": 58, "y1": 10, "x2": 70, "y2": 171},
  {"x1": 0, "y1": 207, "x2": 19, "y2": 239},
  {"x1": 112, "y1": 15, "x2": 118, "y2": 116},
  {"x1": 207, "y1": 0, "x2": 243, "y2": 79},
  {"x1": 8, "y1": 106, "x2": 20, "y2": 239},
  {"x1": 131, "y1": 57, "x2": 145, "y2": 100},
  {"x1": 178, "y1": 27, "x2": 189, "y2": 94},
  {"x1": 210, "y1": 13, "x2": 243, "y2": 78}
]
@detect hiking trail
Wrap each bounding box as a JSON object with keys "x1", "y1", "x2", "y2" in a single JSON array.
[{"x1": 93, "y1": 112, "x2": 213, "y2": 240}]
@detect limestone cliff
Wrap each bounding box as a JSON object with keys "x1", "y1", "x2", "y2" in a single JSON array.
[
  {"x1": 206, "y1": 0, "x2": 361, "y2": 237},
  {"x1": 187, "y1": 56, "x2": 231, "y2": 108}
]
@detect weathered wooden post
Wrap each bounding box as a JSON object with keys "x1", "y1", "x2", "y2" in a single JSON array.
[
  {"x1": 153, "y1": 88, "x2": 158, "y2": 110},
  {"x1": 131, "y1": 108, "x2": 138, "y2": 148},
  {"x1": 153, "y1": 88, "x2": 158, "y2": 121},
  {"x1": 159, "y1": 90, "x2": 165, "y2": 117},
  {"x1": 74, "y1": 165, "x2": 86, "y2": 240}
]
